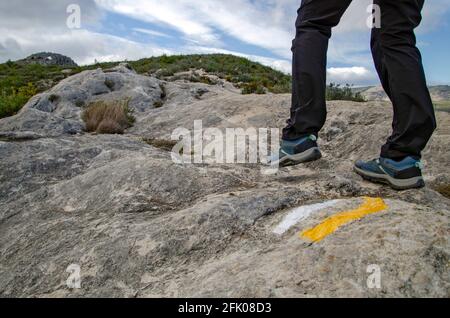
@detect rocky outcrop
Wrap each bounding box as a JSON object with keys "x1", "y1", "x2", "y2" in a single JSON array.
[
  {"x1": 17, "y1": 52, "x2": 78, "y2": 67},
  {"x1": 0, "y1": 63, "x2": 164, "y2": 137},
  {"x1": 0, "y1": 65, "x2": 449, "y2": 297}
]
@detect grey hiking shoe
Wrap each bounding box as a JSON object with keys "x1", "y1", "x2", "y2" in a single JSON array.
[
  {"x1": 269, "y1": 135, "x2": 322, "y2": 167},
  {"x1": 354, "y1": 157, "x2": 425, "y2": 190}
]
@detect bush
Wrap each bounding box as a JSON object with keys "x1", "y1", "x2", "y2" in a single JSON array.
[
  {"x1": 0, "y1": 83, "x2": 37, "y2": 118},
  {"x1": 96, "y1": 118, "x2": 124, "y2": 134},
  {"x1": 241, "y1": 82, "x2": 265, "y2": 94},
  {"x1": 81, "y1": 99, "x2": 135, "y2": 134},
  {"x1": 326, "y1": 83, "x2": 365, "y2": 102},
  {"x1": 6, "y1": 60, "x2": 16, "y2": 68}
]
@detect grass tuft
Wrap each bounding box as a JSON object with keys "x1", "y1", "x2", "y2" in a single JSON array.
[
  {"x1": 142, "y1": 138, "x2": 178, "y2": 151},
  {"x1": 434, "y1": 184, "x2": 450, "y2": 199},
  {"x1": 81, "y1": 99, "x2": 135, "y2": 134}
]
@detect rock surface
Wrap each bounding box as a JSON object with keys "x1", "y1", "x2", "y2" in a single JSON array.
[{"x1": 0, "y1": 65, "x2": 449, "y2": 297}]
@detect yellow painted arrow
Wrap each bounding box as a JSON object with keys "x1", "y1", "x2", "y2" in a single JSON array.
[{"x1": 300, "y1": 197, "x2": 388, "y2": 243}]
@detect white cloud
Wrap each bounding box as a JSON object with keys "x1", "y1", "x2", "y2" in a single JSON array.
[
  {"x1": 95, "y1": 0, "x2": 293, "y2": 57},
  {"x1": 95, "y1": 0, "x2": 223, "y2": 46},
  {"x1": 133, "y1": 28, "x2": 172, "y2": 39},
  {"x1": 94, "y1": 0, "x2": 450, "y2": 62},
  {"x1": 0, "y1": 28, "x2": 172, "y2": 65},
  {"x1": 327, "y1": 67, "x2": 377, "y2": 85}
]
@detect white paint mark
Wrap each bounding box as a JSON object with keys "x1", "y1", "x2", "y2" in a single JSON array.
[{"x1": 273, "y1": 200, "x2": 342, "y2": 235}]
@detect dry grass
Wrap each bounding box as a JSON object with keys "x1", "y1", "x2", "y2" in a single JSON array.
[
  {"x1": 82, "y1": 99, "x2": 135, "y2": 134},
  {"x1": 434, "y1": 101, "x2": 450, "y2": 113},
  {"x1": 435, "y1": 184, "x2": 450, "y2": 199},
  {"x1": 142, "y1": 138, "x2": 178, "y2": 151}
]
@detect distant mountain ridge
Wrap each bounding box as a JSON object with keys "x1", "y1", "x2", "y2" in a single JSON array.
[{"x1": 353, "y1": 85, "x2": 450, "y2": 102}]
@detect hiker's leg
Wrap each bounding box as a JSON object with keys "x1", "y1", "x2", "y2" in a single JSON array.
[
  {"x1": 371, "y1": 0, "x2": 436, "y2": 160},
  {"x1": 370, "y1": 0, "x2": 392, "y2": 100},
  {"x1": 283, "y1": 0, "x2": 352, "y2": 140}
]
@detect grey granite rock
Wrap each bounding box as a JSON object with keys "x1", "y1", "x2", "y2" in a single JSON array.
[
  {"x1": 0, "y1": 68, "x2": 449, "y2": 298},
  {"x1": 0, "y1": 65, "x2": 163, "y2": 137}
]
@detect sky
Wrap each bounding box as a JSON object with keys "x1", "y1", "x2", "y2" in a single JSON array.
[{"x1": 0, "y1": 0, "x2": 449, "y2": 86}]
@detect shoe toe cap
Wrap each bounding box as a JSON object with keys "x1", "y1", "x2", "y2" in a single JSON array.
[{"x1": 355, "y1": 160, "x2": 365, "y2": 169}]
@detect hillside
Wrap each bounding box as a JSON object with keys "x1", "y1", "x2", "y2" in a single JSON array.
[
  {"x1": 0, "y1": 63, "x2": 449, "y2": 297},
  {"x1": 1, "y1": 53, "x2": 366, "y2": 119},
  {"x1": 355, "y1": 85, "x2": 450, "y2": 111},
  {"x1": 3, "y1": 54, "x2": 449, "y2": 119},
  {"x1": 0, "y1": 54, "x2": 290, "y2": 114}
]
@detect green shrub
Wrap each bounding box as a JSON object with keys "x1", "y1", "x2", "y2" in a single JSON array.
[
  {"x1": 255, "y1": 86, "x2": 266, "y2": 95},
  {"x1": 6, "y1": 60, "x2": 16, "y2": 68},
  {"x1": 241, "y1": 82, "x2": 264, "y2": 94},
  {"x1": 0, "y1": 83, "x2": 37, "y2": 118},
  {"x1": 199, "y1": 76, "x2": 216, "y2": 85},
  {"x1": 326, "y1": 83, "x2": 366, "y2": 102}
]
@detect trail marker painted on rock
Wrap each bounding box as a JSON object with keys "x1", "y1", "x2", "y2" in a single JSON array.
[
  {"x1": 273, "y1": 200, "x2": 342, "y2": 235},
  {"x1": 300, "y1": 197, "x2": 388, "y2": 243}
]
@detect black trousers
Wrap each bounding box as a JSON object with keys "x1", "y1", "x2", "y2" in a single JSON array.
[{"x1": 282, "y1": 0, "x2": 437, "y2": 160}]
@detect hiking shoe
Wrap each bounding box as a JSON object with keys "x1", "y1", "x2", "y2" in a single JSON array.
[
  {"x1": 269, "y1": 135, "x2": 322, "y2": 167},
  {"x1": 354, "y1": 157, "x2": 425, "y2": 190}
]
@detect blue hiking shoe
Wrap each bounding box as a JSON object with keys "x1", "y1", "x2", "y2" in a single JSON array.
[
  {"x1": 354, "y1": 157, "x2": 425, "y2": 190},
  {"x1": 269, "y1": 135, "x2": 322, "y2": 167}
]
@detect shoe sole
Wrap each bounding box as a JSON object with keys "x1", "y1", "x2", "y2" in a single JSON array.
[
  {"x1": 353, "y1": 166, "x2": 425, "y2": 191},
  {"x1": 276, "y1": 147, "x2": 322, "y2": 167}
]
